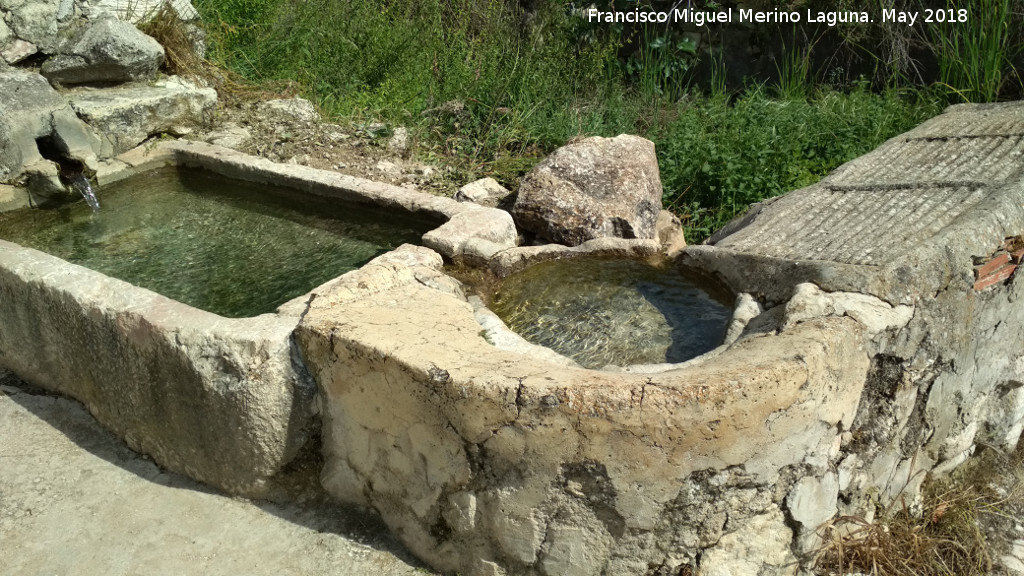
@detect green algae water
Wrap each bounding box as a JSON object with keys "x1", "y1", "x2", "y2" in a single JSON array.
[
  {"x1": 490, "y1": 258, "x2": 733, "y2": 369},
  {"x1": 0, "y1": 167, "x2": 432, "y2": 317}
]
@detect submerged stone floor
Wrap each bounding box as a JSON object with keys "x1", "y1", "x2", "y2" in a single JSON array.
[{"x1": 0, "y1": 371, "x2": 433, "y2": 576}]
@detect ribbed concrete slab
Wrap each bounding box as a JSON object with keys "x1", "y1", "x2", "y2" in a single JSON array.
[
  {"x1": 829, "y1": 135, "x2": 1024, "y2": 186},
  {"x1": 711, "y1": 103, "x2": 1024, "y2": 276},
  {"x1": 904, "y1": 102, "x2": 1024, "y2": 139},
  {"x1": 716, "y1": 184, "x2": 990, "y2": 265}
]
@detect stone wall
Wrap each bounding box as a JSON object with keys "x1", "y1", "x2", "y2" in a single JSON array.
[{"x1": 0, "y1": 0, "x2": 214, "y2": 203}]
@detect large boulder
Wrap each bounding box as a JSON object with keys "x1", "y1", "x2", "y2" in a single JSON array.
[
  {"x1": 3, "y1": 0, "x2": 60, "y2": 56},
  {"x1": 41, "y1": 15, "x2": 164, "y2": 86},
  {"x1": 511, "y1": 134, "x2": 663, "y2": 246},
  {"x1": 68, "y1": 75, "x2": 216, "y2": 155}
]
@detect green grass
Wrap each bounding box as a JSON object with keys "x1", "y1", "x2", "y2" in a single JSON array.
[
  {"x1": 194, "y1": 0, "x2": 949, "y2": 242},
  {"x1": 653, "y1": 85, "x2": 942, "y2": 239},
  {"x1": 931, "y1": 0, "x2": 1022, "y2": 103}
]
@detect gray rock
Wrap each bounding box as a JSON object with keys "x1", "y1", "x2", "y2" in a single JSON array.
[
  {"x1": 512, "y1": 134, "x2": 662, "y2": 246},
  {"x1": 388, "y1": 126, "x2": 409, "y2": 154},
  {"x1": 41, "y1": 16, "x2": 165, "y2": 86},
  {"x1": 455, "y1": 177, "x2": 508, "y2": 204},
  {"x1": 21, "y1": 161, "x2": 66, "y2": 199},
  {"x1": 0, "y1": 69, "x2": 101, "y2": 184},
  {"x1": 0, "y1": 18, "x2": 13, "y2": 56},
  {"x1": 697, "y1": 507, "x2": 797, "y2": 576},
  {"x1": 259, "y1": 97, "x2": 319, "y2": 123},
  {"x1": 786, "y1": 473, "x2": 839, "y2": 553},
  {"x1": 69, "y1": 76, "x2": 216, "y2": 155},
  {"x1": 57, "y1": 0, "x2": 74, "y2": 21},
  {"x1": 7, "y1": 0, "x2": 59, "y2": 53},
  {"x1": 205, "y1": 123, "x2": 252, "y2": 150}
]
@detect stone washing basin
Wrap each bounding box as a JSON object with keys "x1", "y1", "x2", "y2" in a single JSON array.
[
  {"x1": 294, "y1": 103, "x2": 1024, "y2": 575},
  {"x1": 4, "y1": 102, "x2": 1024, "y2": 576},
  {"x1": 0, "y1": 140, "x2": 516, "y2": 495}
]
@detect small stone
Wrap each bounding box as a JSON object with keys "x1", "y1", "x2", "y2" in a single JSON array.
[
  {"x1": 698, "y1": 507, "x2": 797, "y2": 576},
  {"x1": 259, "y1": 97, "x2": 319, "y2": 123},
  {"x1": 786, "y1": 472, "x2": 839, "y2": 554},
  {"x1": 375, "y1": 160, "x2": 400, "y2": 176},
  {"x1": 206, "y1": 125, "x2": 252, "y2": 150},
  {"x1": 2, "y1": 39, "x2": 38, "y2": 65},
  {"x1": 387, "y1": 127, "x2": 409, "y2": 153},
  {"x1": 455, "y1": 177, "x2": 508, "y2": 204},
  {"x1": 442, "y1": 491, "x2": 477, "y2": 533}
]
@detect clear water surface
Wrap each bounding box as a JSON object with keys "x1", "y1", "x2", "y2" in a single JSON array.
[
  {"x1": 490, "y1": 258, "x2": 733, "y2": 369},
  {"x1": 0, "y1": 167, "x2": 432, "y2": 317}
]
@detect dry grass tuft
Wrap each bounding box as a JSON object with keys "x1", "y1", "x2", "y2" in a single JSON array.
[
  {"x1": 138, "y1": 2, "x2": 203, "y2": 77},
  {"x1": 814, "y1": 444, "x2": 1024, "y2": 576},
  {"x1": 138, "y1": 1, "x2": 300, "y2": 107}
]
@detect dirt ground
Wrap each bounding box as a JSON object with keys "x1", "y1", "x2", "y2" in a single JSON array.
[{"x1": 196, "y1": 95, "x2": 468, "y2": 199}]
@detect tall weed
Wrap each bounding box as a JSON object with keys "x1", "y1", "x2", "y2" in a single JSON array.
[{"x1": 931, "y1": 0, "x2": 1020, "y2": 102}]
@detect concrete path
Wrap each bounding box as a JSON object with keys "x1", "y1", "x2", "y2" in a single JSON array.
[{"x1": 0, "y1": 372, "x2": 433, "y2": 576}]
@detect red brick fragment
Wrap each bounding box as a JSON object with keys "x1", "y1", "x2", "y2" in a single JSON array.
[
  {"x1": 1011, "y1": 248, "x2": 1024, "y2": 264},
  {"x1": 975, "y1": 253, "x2": 1011, "y2": 279},
  {"x1": 974, "y1": 263, "x2": 1017, "y2": 291}
]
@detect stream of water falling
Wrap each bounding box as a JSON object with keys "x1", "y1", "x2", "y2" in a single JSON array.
[{"x1": 68, "y1": 173, "x2": 100, "y2": 212}]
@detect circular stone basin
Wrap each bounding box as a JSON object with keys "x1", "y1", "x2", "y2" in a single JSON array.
[{"x1": 489, "y1": 258, "x2": 734, "y2": 369}]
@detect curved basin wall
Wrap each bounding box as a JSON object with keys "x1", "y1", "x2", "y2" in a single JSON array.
[{"x1": 296, "y1": 244, "x2": 872, "y2": 575}]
